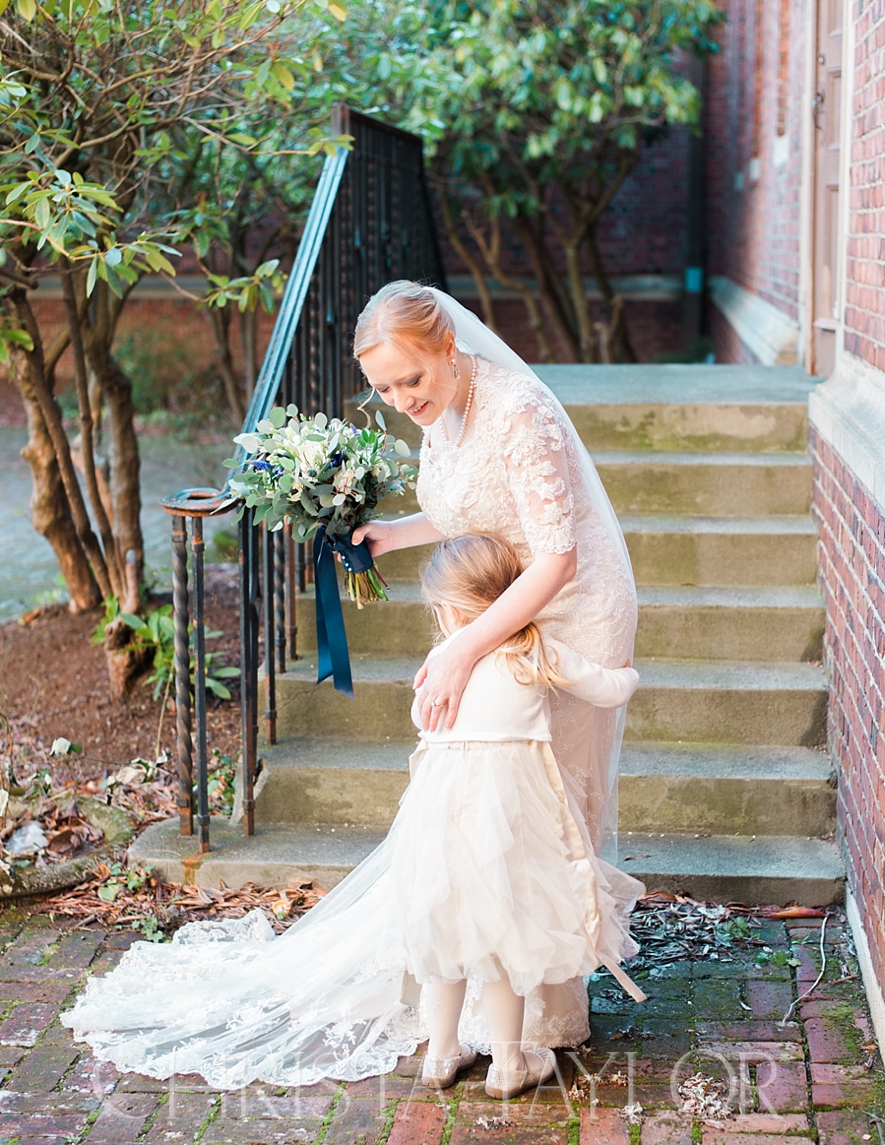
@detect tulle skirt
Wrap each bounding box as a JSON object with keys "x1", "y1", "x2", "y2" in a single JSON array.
[
  {"x1": 61, "y1": 740, "x2": 644, "y2": 1089},
  {"x1": 391, "y1": 739, "x2": 643, "y2": 995}
]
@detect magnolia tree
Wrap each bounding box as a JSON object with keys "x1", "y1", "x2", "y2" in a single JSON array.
[
  {"x1": 0, "y1": 0, "x2": 343, "y2": 615},
  {"x1": 367, "y1": 0, "x2": 722, "y2": 362}
]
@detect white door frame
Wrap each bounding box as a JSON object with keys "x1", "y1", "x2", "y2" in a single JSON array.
[{"x1": 800, "y1": 0, "x2": 853, "y2": 377}]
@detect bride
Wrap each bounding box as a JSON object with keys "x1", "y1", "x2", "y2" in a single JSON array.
[{"x1": 62, "y1": 282, "x2": 643, "y2": 1090}]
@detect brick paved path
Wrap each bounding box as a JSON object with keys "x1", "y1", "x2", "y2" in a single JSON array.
[{"x1": 0, "y1": 908, "x2": 882, "y2": 1144}]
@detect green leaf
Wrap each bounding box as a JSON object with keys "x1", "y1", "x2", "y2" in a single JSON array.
[
  {"x1": 98, "y1": 883, "x2": 121, "y2": 902},
  {"x1": 268, "y1": 405, "x2": 286, "y2": 428},
  {"x1": 271, "y1": 62, "x2": 295, "y2": 91},
  {"x1": 374, "y1": 410, "x2": 386, "y2": 431},
  {"x1": 6, "y1": 181, "x2": 31, "y2": 206},
  {"x1": 16, "y1": 0, "x2": 36, "y2": 20},
  {"x1": 34, "y1": 197, "x2": 50, "y2": 231}
]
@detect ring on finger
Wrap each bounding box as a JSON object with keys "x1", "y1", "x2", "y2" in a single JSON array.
[{"x1": 431, "y1": 697, "x2": 444, "y2": 706}]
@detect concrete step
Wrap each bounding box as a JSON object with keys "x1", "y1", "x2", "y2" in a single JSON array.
[
  {"x1": 292, "y1": 584, "x2": 824, "y2": 662},
  {"x1": 381, "y1": 451, "x2": 813, "y2": 520},
  {"x1": 128, "y1": 817, "x2": 386, "y2": 892},
  {"x1": 372, "y1": 515, "x2": 819, "y2": 587},
  {"x1": 595, "y1": 452, "x2": 811, "y2": 516},
  {"x1": 245, "y1": 739, "x2": 835, "y2": 838},
  {"x1": 621, "y1": 515, "x2": 818, "y2": 587},
  {"x1": 617, "y1": 832, "x2": 843, "y2": 906},
  {"x1": 380, "y1": 450, "x2": 812, "y2": 519},
  {"x1": 618, "y1": 742, "x2": 834, "y2": 836},
  {"x1": 634, "y1": 586, "x2": 823, "y2": 661},
  {"x1": 349, "y1": 364, "x2": 816, "y2": 453},
  {"x1": 270, "y1": 656, "x2": 827, "y2": 747},
  {"x1": 130, "y1": 817, "x2": 844, "y2": 905}
]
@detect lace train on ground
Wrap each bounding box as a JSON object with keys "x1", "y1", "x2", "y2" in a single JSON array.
[{"x1": 63, "y1": 737, "x2": 644, "y2": 1088}]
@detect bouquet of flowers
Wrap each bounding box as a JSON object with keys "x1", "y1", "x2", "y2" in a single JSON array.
[{"x1": 226, "y1": 404, "x2": 416, "y2": 606}]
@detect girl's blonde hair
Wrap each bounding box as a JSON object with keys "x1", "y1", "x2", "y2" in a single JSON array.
[
  {"x1": 419, "y1": 533, "x2": 570, "y2": 689},
  {"x1": 353, "y1": 280, "x2": 454, "y2": 361}
]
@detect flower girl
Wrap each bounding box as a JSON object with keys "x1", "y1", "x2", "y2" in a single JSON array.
[
  {"x1": 63, "y1": 532, "x2": 644, "y2": 1096},
  {"x1": 393, "y1": 533, "x2": 644, "y2": 1098}
]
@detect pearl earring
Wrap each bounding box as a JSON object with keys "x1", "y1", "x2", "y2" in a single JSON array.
[{"x1": 452, "y1": 358, "x2": 461, "y2": 381}]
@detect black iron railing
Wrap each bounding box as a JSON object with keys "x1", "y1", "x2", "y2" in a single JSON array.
[{"x1": 162, "y1": 107, "x2": 446, "y2": 851}]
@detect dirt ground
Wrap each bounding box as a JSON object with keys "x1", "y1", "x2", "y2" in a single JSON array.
[{"x1": 0, "y1": 565, "x2": 242, "y2": 791}]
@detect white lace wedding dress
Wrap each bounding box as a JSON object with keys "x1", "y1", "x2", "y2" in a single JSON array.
[
  {"x1": 62, "y1": 329, "x2": 643, "y2": 1089},
  {"x1": 416, "y1": 355, "x2": 638, "y2": 852}
]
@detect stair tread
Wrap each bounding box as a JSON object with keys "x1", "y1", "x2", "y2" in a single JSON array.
[
  {"x1": 129, "y1": 818, "x2": 388, "y2": 869},
  {"x1": 259, "y1": 738, "x2": 833, "y2": 782},
  {"x1": 261, "y1": 739, "x2": 414, "y2": 771},
  {"x1": 378, "y1": 513, "x2": 819, "y2": 534},
  {"x1": 130, "y1": 819, "x2": 844, "y2": 899},
  {"x1": 534, "y1": 364, "x2": 817, "y2": 405},
  {"x1": 618, "y1": 832, "x2": 843, "y2": 880},
  {"x1": 635, "y1": 659, "x2": 825, "y2": 689},
  {"x1": 620, "y1": 514, "x2": 817, "y2": 534},
  {"x1": 594, "y1": 450, "x2": 811, "y2": 467},
  {"x1": 301, "y1": 583, "x2": 824, "y2": 608},
  {"x1": 619, "y1": 742, "x2": 831, "y2": 779},
  {"x1": 637, "y1": 585, "x2": 822, "y2": 608},
  {"x1": 280, "y1": 656, "x2": 826, "y2": 690}
]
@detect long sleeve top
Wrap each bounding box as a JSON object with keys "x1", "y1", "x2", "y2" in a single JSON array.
[{"x1": 411, "y1": 632, "x2": 639, "y2": 745}]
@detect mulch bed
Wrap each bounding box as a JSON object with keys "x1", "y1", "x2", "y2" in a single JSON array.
[
  {"x1": 0, "y1": 566, "x2": 242, "y2": 886},
  {"x1": 0, "y1": 566, "x2": 241, "y2": 789}
]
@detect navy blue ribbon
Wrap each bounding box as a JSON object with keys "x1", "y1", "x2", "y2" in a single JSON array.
[
  {"x1": 313, "y1": 529, "x2": 354, "y2": 699},
  {"x1": 329, "y1": 532, "x2": 374, "y2": 574}
]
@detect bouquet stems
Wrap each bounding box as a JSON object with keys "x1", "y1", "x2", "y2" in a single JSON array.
[{"x1": 344, "y1": 566, "x2": 389, "y2": 608}]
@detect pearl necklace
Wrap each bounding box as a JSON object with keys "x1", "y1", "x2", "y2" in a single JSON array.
[{"x1": 441, "y1": 355, "x2": 477, "y2": 448}]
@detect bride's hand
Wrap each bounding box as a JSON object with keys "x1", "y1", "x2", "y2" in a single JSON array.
[
  {"x1": 414, "y1": 640, "x2": 476, "y2": 732},
  {"x1": 351, "y1": 520, "x2": 395, "y2": 558}
]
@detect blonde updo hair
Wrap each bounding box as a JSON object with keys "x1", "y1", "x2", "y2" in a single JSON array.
[
  {"x1": 419, "y1": 533, "x2": 569, "y2": 690},
  {"x1": 353, "y1": 280, "x2": 455, "y2": 361}
]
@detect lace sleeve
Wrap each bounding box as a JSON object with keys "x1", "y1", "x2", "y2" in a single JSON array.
[{"x1": 498, "y1": 387, "x2": 578, "y2": 555}]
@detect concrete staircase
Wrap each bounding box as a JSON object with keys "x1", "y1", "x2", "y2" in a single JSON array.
[{"x1": 132, "y1": 365, "x2": 845, "y2": 905}]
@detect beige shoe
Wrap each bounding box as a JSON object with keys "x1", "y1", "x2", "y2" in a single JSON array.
[
  {"x1": 421, "y1": 1043, "x2": 477, "y2": 1088},
  {"x1": 485, "y1": 1047, "x2": 556, "y2": 1100}
]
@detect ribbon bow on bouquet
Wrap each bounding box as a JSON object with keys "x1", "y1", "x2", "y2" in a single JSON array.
[{"x1": 226, "y1": 405, "x2": 416, "y2": 697}]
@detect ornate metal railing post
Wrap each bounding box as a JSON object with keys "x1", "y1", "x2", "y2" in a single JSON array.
[
  {"x1": 170, "y1": 514, "x2": 193, "y2": 835},
  {"x1": 238, "y1": 506, "x2": 259, "y2": 836},
  {"x1": 262, "y1": 524, "x2": 277, "y2": 746},
  {"x1": 275, "y1": 526, "x2": 287, "y2": 673},
  {"x1": 191, "y1": 516, "x2": 210, "y2": 853},
  {"x1": 285, "y1": 526, "x2": 298, "y2": 660},
  {"x1": 161, "y1": 489, "x2": 235, "y2": 853}
]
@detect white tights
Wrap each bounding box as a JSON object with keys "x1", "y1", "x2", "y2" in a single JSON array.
[{"x1": 424, "y1": 975, "x2": 528, "y2": 1071}]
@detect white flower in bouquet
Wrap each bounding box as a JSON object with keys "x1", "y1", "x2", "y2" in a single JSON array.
[{"x1": 225, "y1": 405, "x2": 416, "y2": 605}]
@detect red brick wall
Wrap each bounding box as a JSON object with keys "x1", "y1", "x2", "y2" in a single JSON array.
[
  {"x1": 813, "y1": 1, "x2": 885, "y2": 985},
  {"x1": 705, "y1": 0, "x2": 805, "y2": 361},
  {"x1": 811, "y1": 429, "x2": 885, "y2": 978},
  {"x1": 843, "y1": 1, "x2": 885, "y2": 373},
  {"x1": 472, "y1": 297, "x2": 691, "y2": 366}
]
